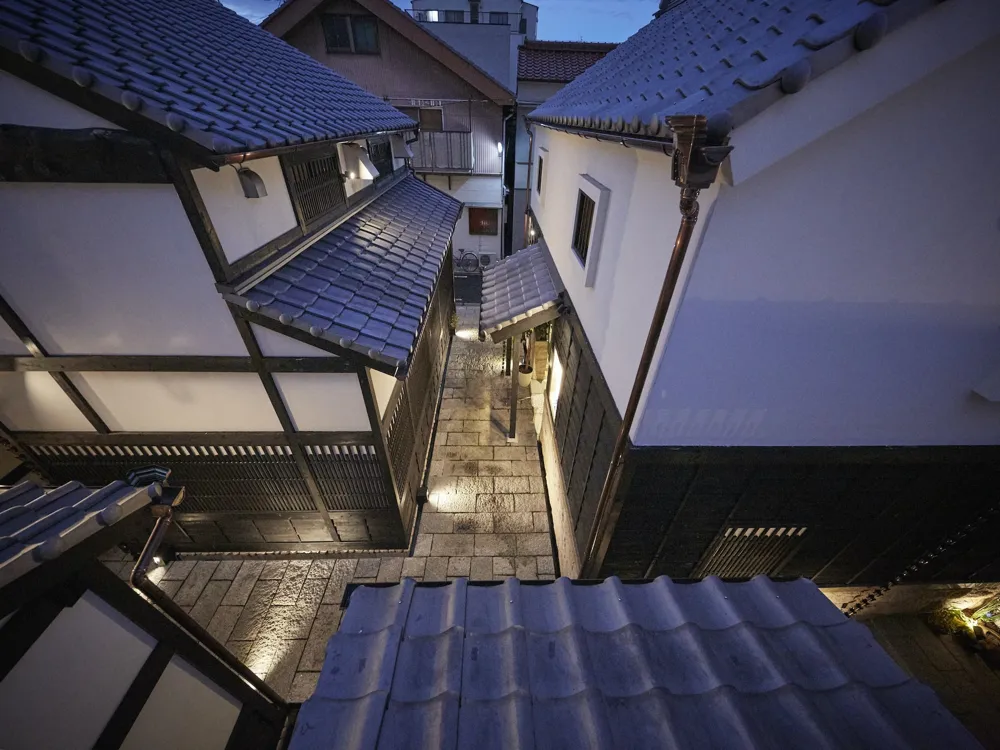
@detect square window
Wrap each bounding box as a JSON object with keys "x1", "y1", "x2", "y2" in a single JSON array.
[
  {"x1": 445, "y1": 10, "x2": 464, "y2": 22},
  {"x1": 419, "y1": 109, "x2": 444, "y2": 131},
  {"x1": 571, "y1": 190, "x2": 596, "y2": 265},
  {"x1": 322, "y1": 15, "x2": 352, "y2": 52},
  {"x1": 351, "y1": 16, "x2": 380, "y2": 53},
  {"x1": 489, "y1": 11, "x2": 509, "y2": 24},
  {"x1": 469, "y1": 207, "x2": 499, "y2": 235}
]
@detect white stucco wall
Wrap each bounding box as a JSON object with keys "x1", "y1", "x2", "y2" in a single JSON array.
[
  {"x1": 251, "y1": 323, "x2": 331, "y2": 356},
  {"x1": 274, "y1": 373, "x2": 371, "y2": 432},
  {"x1": 369, "y1": 367, "x2": 399, "y2": 419},
  {"x1": 0, "y1": 70, "x2": 119, "y2": 129},
  {"x1": 191, "y1": 157, "x2": 298, "y2": 264},
  {"x1": 635, "y1": 34, "x2": 1000, "y2": 447},
  {"x1": 68, "y1": 372, "x2": 283, "y2": 432},
  {"x1": 0, "y1": 183, "x2": 247, "y2": 355},
  {"x1": 0, "y1": 592, "x2": 156, "y2": 750},
  {"x1": 529, "y1": 127, "x2": 719, "y2": 416},
  {"x1": 120, "y1": 656, "x2": 240, "y2": 750},
  {"x1": 0, "y1": 372, "x2": 97, "y2": 431}
]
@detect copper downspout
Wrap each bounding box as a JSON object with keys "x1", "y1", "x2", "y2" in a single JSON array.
[
  {"x1": 579, "y1": 115, "x2": 732, "y2": 578},
  {"x1": 130, "y1": 502, "x2": 289, "y2": 709}
]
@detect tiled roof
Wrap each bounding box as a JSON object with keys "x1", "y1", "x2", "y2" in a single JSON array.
[
  {"x1": 289, "y1": 576, "x2": 980, "y2": 750},
  {"x1": 480, "y1": 241, "x2": 563, "y2": 342},
  {"x1": 226, "y1": 175, "x2": 461, "y2": 375},
  {"x1": 517, "y1": 40, "x2": 617, "y2": 83},
  {"x1": 530, "y1": 0, "x2": 933, "y2": 138},
  {"x1": 0, "y1": 480, "x2": 153, "y2": 589},
  {"x1": 0, "y1": 0, "x2": 416, "y2": 159}
]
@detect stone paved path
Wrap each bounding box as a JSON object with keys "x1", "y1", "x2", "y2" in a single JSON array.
[{"x1": 106, "y1": 304, "x2": 555, "y2": 701}]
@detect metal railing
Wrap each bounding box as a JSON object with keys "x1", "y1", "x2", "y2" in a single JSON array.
[
  {"x1": 410, "y1": 130, "x2": 473, "y2": 172},
  {"x1": 408, "y1": 9, "x2": 522, "y2": 26}
]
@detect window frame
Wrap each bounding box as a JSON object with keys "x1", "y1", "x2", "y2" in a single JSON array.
[
  {"x1": 321, "y1": 14, "x2": 380, "y2": 54},
  {"x1": 536, "y1": 155, "x2": 544, "y2": 195},
  {"x1": 468, "y1": 206, "x2": 499, "y2": 236},
  {"x1": 571, "y1": 190, "x2": 595, "y2": 266},
  {"x1": 488, "y1": 11, "x2": 509, "y2": 25},
  {"x1": 570, "y1": 174, "x2": 611, "y2": 288},
  {"x1": 444, "y1": 9, "x2": 464, "y2": 22},
  {"x1": 280, "y1": 147, "x2": 348, "y2": 230}
]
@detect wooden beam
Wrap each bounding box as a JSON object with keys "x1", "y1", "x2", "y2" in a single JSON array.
[
  {"x1": 0, "y1": 292, "x2": 110, "y2": 433},
  {"x1": 230, "y1": 313, "x2": 339, "y2": 542},
  {"x1": 13, "y1": 430, "x2": 374, "y2": 447},
  {"x1": 358, "y1": 367, "x2": 403, "y2": 537},
  {"x1": 0, "y1": 125, "x2": 171, "y2": 183},
  {"x1": 0, "y1": 355, "x2": 353, "y2": 373},
  {"x1": 91, "y1": 642, "x2": 174, "y2": 750},
  {"x1": 162, "y1": 150, "x2": 231, "y2": 284}
]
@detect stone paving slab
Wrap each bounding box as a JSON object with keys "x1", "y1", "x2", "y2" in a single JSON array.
[{"x1": 145, "y1": 304, "x2": 556, "y2": 701}]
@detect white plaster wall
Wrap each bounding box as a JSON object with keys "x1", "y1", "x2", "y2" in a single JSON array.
[
  {"x1": 635, "y1": 36, "x2": 1000, "y2": 447},
  {"x1": 530, "y1": 127, "x2": 717, "y2": 415},
  {"x1": 0, "y1": 70, "x2": 119, "y2": 129},
  {"x1": 274, "y1": 373, "x2": 371, "y2": 432},
  {"x1": 121, "y1": 656, "x2": 240, "y2": 750},
  {"x1": 68, "y1": 372, "x2": 283, "y2": 432},
  {"x1": 191, "y1": 157, "x2": 298, "y2": 264},
  {"x1": 0, "y1": 372, "x2": 96, "y2": 431},
  {"x1": 0, "y1": 591, "x2": 155, "y2": 750},
  {"x1": 339, "y1": 141, "x2": 375, "y2": 198},
  {"x1": 251, "y1": 323, "x2": 332, "y2": 356},
  {"x1": 369, "y1": 367, "x2": 399, "y2": 419},
  {"x1": 0, "y1": 183, "x2": 247, "y2": 355}
]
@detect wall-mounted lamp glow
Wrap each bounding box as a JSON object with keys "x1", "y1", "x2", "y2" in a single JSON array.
[
  {"x1": 236, "y1": 166, "x2": 267, "y2": 199},
  {"x1": 349, "y1": 171, "x2": 358, "y2": 180},
  {"x1": 497, "y1": 141, "x2": 504, "y2": 155},
  {"x1": 529, "y1": 228, "x2": 536, "y2": 238}
]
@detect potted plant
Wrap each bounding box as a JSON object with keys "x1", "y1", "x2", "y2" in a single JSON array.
[{"x1": 517, "y1": 333, "x2": 533, "y2": 387}]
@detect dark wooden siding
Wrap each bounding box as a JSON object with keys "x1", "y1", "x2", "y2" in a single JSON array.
[
  {"x1": 549, "y1": 312, "x2": 621, "y2": 556},
  {"x1": 20, "y1": 433, "x2": 405, "y2": 551},
  {"x1": 602, "y1": 447, "x2": 1000, "y2": 585},
  {"x1": 384, "y1": 259, "x2": 454, "y2": 534}
]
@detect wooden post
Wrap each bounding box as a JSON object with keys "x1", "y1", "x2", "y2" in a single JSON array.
[{"x1": 508, "y1": 336, "x2": 518, "y2": 441}]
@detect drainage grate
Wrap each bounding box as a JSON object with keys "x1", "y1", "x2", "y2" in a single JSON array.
[{"x1": 692, "y1": 526, "x2": 808, "y2": 579}]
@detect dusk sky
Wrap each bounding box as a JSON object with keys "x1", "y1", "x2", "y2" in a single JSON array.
[{"x1": 224, "y1": 0, "x2": 658, "y2": 43}]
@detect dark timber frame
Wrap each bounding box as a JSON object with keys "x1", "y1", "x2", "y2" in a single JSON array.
[{"x1": 0, "y1": 77, "x2": 449, "y2": 554}]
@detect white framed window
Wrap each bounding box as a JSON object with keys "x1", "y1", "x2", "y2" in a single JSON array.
[
  {"x1": 535, "y1": 145, "x2": 548, "y2": 205},
  {"x1": 571, "y1": 173, "x2": 610, "y2": 288}
]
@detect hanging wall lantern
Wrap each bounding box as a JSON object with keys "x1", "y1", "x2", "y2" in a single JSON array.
[{"x1": 237, "y1": 166, "x2": 267, "y2": 199}]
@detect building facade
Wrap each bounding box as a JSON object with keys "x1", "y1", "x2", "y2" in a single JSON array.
[
  {"x1": 410, "y1": 0, "x2": 538, "y2": 90},
  {"x1": 506, "y1": 0, "x2": 1000, "y2": 597},
  {"x1": 265, "y1": 0, "x2": 517, "y2": 268},
  {"x1": 512, "y1": 40, "x2": 616, "y2": 251},
  {"x1": 0, "y1": 0, "x2": 461, "y2": 555}
]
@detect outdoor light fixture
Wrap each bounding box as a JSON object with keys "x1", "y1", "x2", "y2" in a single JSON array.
[
  {"x1": 153, "y1": 555, "x2": 164, "y2": 566},
  {"x1": 349, "y1": 171, "x2": 358, "y2": 180},
  {"x1": 497, "y1": 141, "x2": 504, "y2": 155},
  {"x1": 236, "y1": 166, "x2": 267, "y2": 199}
]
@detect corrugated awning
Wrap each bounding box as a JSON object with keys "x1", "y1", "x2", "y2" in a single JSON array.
[
  {"x1": 480, "y1": 240, "x2": 564, "y2": 343},
  {"x1": 224, "y1": 175, "x2": 461, "y2": 376}
]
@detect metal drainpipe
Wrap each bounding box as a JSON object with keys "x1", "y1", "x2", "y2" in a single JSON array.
[
  {"x1": 579, "y1": 115, "x2": 732, "y2": 579},
  {"x1": 523, "y1": 121, "x2": 535, "y2": 243},
  {"x1": 500, "y1": 110, "x2": 514, "y2": 257},
  {"x1": 130, "y1": 503, "x2": 289, "y2": 709}
]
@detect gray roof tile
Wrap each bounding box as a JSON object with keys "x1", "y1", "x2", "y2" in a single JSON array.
[
  {"x1": 227, "y1": 175, "x2": 461, "y2": 375},
  {"x1": 0, "y1": 479, "x2": 153, "y2": 589},
  {"x1": 0, "y1": 0, "x2": 416, "y2": 157},
  {"x1": 480, "y1": 241, "x2": 563, "y2": 342},
  {"x1": 530, "y1": 0, "x2": 934, "y2": 138},
  {"x1": 289, "y1": 576, "x2": 982, "y2": 750}
]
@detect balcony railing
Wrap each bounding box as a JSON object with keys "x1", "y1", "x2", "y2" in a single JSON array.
[
  {"x1": 407, "y1": 9, "x2": 523, "y2": 28},
  {"x1": 410, "y1": 130, "x2": 473, "y2": 173}
]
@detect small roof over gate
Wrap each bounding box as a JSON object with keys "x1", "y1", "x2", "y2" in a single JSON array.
[
  {"x1": 289, "y1": 576, "x2": 981, "y2": 749},
  {"x1": 225, "y1": 174, "x2": 462, "y2": 376},
  {"x1": 480, "y1": 241, "x2": 564, "y2": 343}
]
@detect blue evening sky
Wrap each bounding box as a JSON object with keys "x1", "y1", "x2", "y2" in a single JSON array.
[{"x1": 225, "y1": 0, "x2": 657, "y2": 43}]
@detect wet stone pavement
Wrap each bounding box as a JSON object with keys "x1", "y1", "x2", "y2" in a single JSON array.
[{"x1": 104, "y1": 304, "x2": 555, "y2": 701}]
